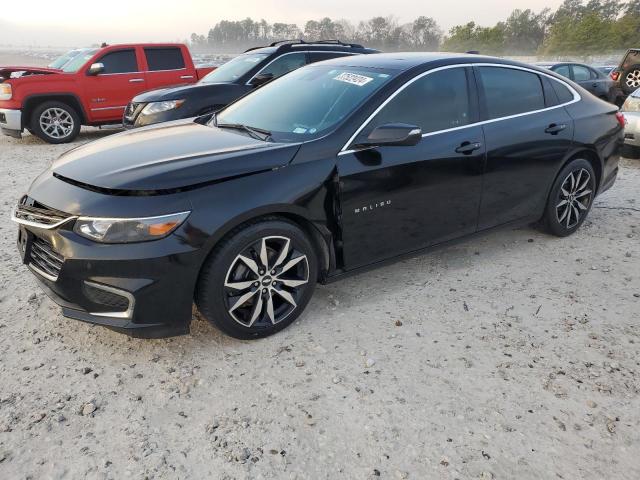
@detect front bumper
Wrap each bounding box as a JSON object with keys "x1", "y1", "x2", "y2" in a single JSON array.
[
  {"x1": 13, "y1": 205, "x2": 201, "y2": 338},
  {"x1": 0, "y1": 108, "x2": 22, "y2": 137}
]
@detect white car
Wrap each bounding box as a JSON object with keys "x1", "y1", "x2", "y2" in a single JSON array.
[{"x1": 621, "y1": 89, "x2": 640, "y2": 153}]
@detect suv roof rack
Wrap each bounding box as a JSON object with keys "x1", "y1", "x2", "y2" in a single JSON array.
[{"x1": 244, "y1": 39, "x2": 365, "y2": 53}]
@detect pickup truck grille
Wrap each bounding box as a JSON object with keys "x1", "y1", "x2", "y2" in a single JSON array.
[{"x1": 29, "y1": 236, "x2": 64, "y2": 281}]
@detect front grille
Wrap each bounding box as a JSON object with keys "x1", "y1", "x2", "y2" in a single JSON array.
[
  {"x1": 29, "y1": 236, "x2": 64, "y2": 281},
  {"x1": 83, "y1": 283, "x2": 130, "y2": 310},
  {"x1": 123, "y1": 102, "x2": 144, "y2": 126},
  {"x1": 13, "y1": 196, "x2": 75, "y2": 228}
]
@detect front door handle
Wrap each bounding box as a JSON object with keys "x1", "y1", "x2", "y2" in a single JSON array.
[
  {"x1": 455, "y1": 141, "x2": 482, "y2": 154},
  {"x1": 129, "y1": 78, "x2": 144, "y2": 83},
  {"x1": 545, "y1": 123, "x2": 567, "y2": 135}
]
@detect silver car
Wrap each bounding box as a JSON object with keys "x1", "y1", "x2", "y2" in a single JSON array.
[{"x1": 621, "y1": 89, "x2": 640, "y2": 153}]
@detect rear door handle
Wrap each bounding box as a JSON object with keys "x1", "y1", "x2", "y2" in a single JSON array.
[
  {"x1": 129, "y1": 78, "x2": 144, "y2": 83},
  {"x1": 545, "y1": 123, "x2": 567, "y2": 135},
  {"x1": 180, "y1": 75, "x2": 194, "y2": 80},
  {"x1": 455, "y1": 141, "x2": 482, "y2": 154}
]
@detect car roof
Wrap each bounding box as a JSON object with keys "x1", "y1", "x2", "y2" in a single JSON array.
[
  {"x1": 244, "y1": 40, "x2": 379, "y2": 55},
  {"x1": 318, "y1": 52, "x2": 544, "y2": 71}
]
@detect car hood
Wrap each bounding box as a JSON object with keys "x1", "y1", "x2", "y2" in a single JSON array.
[
  {"x1": 134, "y1": 82, "x2": 234, "y2": 102},
  {"x1": 51, "y1": 120, "x2": 301, "y2": 192},
  {"x1": 0, "y1": 65, "x2": 61, "y2": 79}
]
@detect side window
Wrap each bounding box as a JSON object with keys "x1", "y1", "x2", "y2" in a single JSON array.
[
  {"x1": 362, "y1": 68, "x2": 471, "y2": 137},
  {"x1": 259, "y1": 53, "x2": 307, "y2": 78},
  {"x1": 309, "y1": 52, "x2": 350, "y2": 64},
  {"x1": 553, "y1": 65, "x2": 571, "y2": 79},
  {"x1": 97, "y1": 49, "x2": 138, "y2": 74},
  {"x1": 572, "y1": 65, "x2": 592, "y2": 81},
  {"x1": 550, "y1": 79, "x2": 575, "y2": 104},
  {"x1": 479, "y1": 67, "x2": 545, "y2": 119},
  {"x1": 144, "y1": 48, "x2": 185, "y2": 71}
]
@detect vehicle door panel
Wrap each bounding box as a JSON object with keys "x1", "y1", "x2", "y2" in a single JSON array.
[
  {"x1": 476, "y1": 66, "x2": 574, "y2": 229},
  {"x1": 337, "y1": 66, "x2": 485, "y2": 269},
  {"x1": 143, "y1": 47, "x2": 194, "y2": 90},
  {"x1": 338, "y1": 127, "x2": 485, "y2": 268},
  {"x1": 84, "y1": 48, "x2": 147, "y2": 122},
  {"x1": 572, "y1": 65, "x2": 600, "y2": 96}
]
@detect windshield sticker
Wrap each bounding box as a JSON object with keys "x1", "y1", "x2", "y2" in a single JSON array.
[
  {"x1": 333, "y1": 72, "x2": 374, "y2": 87},
  {"x1": 293, "y1": 127, "x2": 308, "y2": 134}
]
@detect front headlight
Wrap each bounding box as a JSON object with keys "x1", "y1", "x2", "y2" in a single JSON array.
[
  {"x1": 622, "y1": 96, "x2": 640, "y2": 113},
  {"x1": 0, "y1": 83, "x2": 12, "y2": 100},
  {"x1": 140, "y1": 100, "x2": 185, "y2": 116},
  {"x1": 74, "y1": 211, "x2": 190, "y2": 243}
]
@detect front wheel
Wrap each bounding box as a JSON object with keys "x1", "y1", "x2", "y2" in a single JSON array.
[
  {"x1": 30, "y1": 101, "x2": 81, "y2": 144},
  {"x1": 542, "y1": 159, "x2": 596, "y2": 237},
  {"x1": 195, "y1": 219, "x2": 318, "y2": 339}
]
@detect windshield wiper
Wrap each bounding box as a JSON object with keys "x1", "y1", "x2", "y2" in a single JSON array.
[{"x1": 216, "y1": 122, "x2": 272, "y2": 142}]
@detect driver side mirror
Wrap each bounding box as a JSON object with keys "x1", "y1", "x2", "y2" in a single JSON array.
[
  {"x1": 355, "y1": 123, "x2": 422, "y2": 148},
  {"x1": 249, "y1": 73, "x2": 274, "y2": 87},
  {"x1": 87, "y1": 62, "x2": 105, "y2": 76}
]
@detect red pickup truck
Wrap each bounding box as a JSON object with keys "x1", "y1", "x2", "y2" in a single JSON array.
[{"x1": 0, "y1": 43, "x2": 214, "y2": 143}]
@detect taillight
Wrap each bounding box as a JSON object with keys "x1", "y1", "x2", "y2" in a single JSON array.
[
  {"x1": 616, "y1": 111, "x2": 626, "y2": 128},
  {"x1": 610, "y1": 71, "x2": 620, "y2": 81}
]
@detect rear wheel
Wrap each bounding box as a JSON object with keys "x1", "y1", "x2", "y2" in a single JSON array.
[
  {"x1": 30, "y1": 101, "x2": 81, "y2": 144},
  {"x1": 542, "y1": 159, "x2": 596, "y2": 237},
  {"x1": 623, "y1": 64, "x2": 640, "y2": 95},
  {"x1": 195, "y1": 219, "x2": 318, "y2": 339}
]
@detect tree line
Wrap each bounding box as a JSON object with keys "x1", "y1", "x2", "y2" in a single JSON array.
[{"x1": 189, "y1": 1, "x2": 640, "y2": 56}]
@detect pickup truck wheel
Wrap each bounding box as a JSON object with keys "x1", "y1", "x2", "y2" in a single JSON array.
[
  {"x1": 195, "y1": 218, "x2": 318, "y2": 339},
  {"x1": 30, "y1": 101, "x2": 80, "y2": 144}
]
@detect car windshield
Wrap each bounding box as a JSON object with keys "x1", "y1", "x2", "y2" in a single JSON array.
[
  {"x1": 48, "y1": 49, "x2": 87, "y2": 69},
  {"x1": 61, "y1": 49, "x2": 98, "y2": 73},
  {"x1": 200, "y1": 53, "x2": 270, "y2": 83},
  {"x1": 214, "y1": 64, "x2": 398, "y2": 142}
]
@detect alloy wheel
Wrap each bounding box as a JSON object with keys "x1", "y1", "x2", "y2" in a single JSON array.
[
  {"x1": 556, "y1": 168, "x2": 593, "y2": 229},
  {"x1": 39, "y1": 107, "x2": 74, "y2": 139},
  {"x1": 626, "y1": 69, "x2": 640, "y2": 89},
  {"x1": 223, "y1": 236, "x2": 309, "y2": 328}
]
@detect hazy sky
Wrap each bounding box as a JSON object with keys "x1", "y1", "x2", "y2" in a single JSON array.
[{"x1": 1, "y1": 0, "x2": 566, "y2": 47}]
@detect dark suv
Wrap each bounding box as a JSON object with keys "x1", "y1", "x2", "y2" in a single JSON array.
[
  {"x1": 123, "y1": 40, "x2": 378, "y2": 128},
  {"x1": 610, "y1": 48, "x2": 640, "y2": 101}
]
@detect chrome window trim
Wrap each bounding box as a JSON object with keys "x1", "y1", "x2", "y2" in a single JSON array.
[
  {"x1": 84, "y1": 281, "x2": 135, "y2": 319},
  {"x1": 245, "y1": 51, "x2": 359, "y2": 86},
  {"x1": 338, "y1": 62, "x2": 581, "y2": 155}
]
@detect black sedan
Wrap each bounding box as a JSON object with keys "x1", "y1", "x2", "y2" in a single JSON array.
[
  {"x1": 537, "y1": 62, "x2": 617, "y2": 102},
  {"x1": 13, "y1": 53, "x2": 623, "y2": 339},
  {"x1": 123, "y1": 40, "x2": 378, "y2": 128}
]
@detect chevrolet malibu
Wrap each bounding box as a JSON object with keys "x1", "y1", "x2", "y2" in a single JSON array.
[{"x1": 12, "y1": 53, "x2": 623, "y2": 339}]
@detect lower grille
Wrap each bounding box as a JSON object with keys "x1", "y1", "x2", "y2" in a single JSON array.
[
  {"x1": 30, "y1": 236, "x2": 64, "y2": 281},
  {"x1": 83, "y1": 283, "x2": 130, "y2": 310}
]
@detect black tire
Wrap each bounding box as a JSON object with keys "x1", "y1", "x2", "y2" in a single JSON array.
[
  {"x1": 195, "y1": 218, "x2": 318, "y2": 339},
  {"x1": 542, "y1": 159, "x2": 596, "y2": 237},
  {"x1": 622, "y1": 64, "x2": 640, "y2": 95},
  {"x1": 30, "y1": 101, "x2": 81, "y2": 144}
]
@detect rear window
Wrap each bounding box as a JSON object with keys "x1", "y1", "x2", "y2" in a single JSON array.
[
  {"x1": 550, "y1": 79, "x2": 575, "y2": 104},
  {"x1": 479, "y1": 67, "x2": 545, "y2": 119},
  {"x1": 98, "y1": 50, "x2": 138, "y2": 74},
  {"x1": 144, "y1": 48, "x2": 185, "y2": 71}
]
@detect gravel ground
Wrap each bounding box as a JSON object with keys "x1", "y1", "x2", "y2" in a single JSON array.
[{"x1": 0, "y1": 129, "x2": 639, "y2": 480}]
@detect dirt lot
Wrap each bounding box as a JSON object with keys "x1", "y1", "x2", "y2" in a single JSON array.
[{"x1": 0, "y1": 129, "x2": 639, "y2": 480}]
